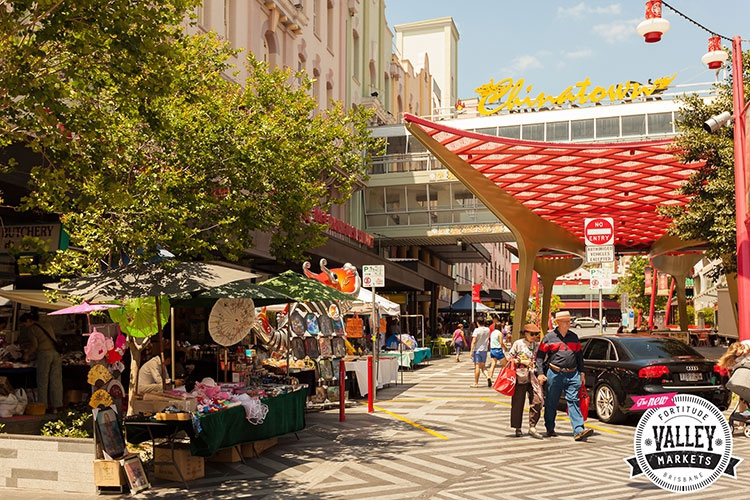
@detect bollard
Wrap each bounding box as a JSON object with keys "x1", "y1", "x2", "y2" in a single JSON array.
[
  {"x1": 339, "y1": 358, "x2": 346, "y2": 422},
  {"x1": 367, "y1": 355, "x2": 374, "y2": 413}
]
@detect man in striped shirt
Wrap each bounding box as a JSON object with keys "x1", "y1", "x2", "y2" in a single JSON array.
[{"x1": 535, "y1": 311, "x2": 593, "y2": 441}]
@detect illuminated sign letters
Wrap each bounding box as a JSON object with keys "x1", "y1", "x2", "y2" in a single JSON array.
[{"x1": 475, "y1": 74, "x2": 677, "y2": 115}]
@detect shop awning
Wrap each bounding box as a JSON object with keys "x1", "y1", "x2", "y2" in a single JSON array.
[{"x1": 0, "y1": 289, "x2": 74, "y2": 310}]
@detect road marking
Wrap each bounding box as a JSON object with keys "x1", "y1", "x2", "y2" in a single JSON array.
[{"x1": 364, "y1": 403, "x2": 450, "y2": 440}]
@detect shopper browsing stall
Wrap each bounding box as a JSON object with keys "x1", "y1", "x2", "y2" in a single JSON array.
[{"x1": 20, "y1": 313, "x2": 63, "y2": 413}]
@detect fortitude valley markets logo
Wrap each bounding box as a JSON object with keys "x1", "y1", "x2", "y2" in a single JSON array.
[{"x1": 624, "y1": 394, "x2": 742, "y2": 493}]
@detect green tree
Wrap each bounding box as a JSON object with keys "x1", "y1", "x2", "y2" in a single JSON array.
[
  {"x1": 659, "y1": 49, "x2": 750, "y2": 276},
  {"x1": 2, "y1": 2, "x2": 381, "y2": 275},
  {"x1": 617, "y1": 256, "x2": 667, "y2": 314}
]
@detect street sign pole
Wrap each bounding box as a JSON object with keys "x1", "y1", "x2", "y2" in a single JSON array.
[{"x1": 362, "y1": 265, "x2": 385, "y2": 411}]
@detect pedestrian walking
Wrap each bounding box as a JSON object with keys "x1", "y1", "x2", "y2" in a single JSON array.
[
  {"x1": 487, "y1": 319, "x2": 507, "y2": 381},
  {"x1": 602, "y1": 317, "x2": 608, "y2": 331},
  {"x1": 469, "y1": 318, "x2": 491, "y2": 388},
  {"x1": 452, "y1": 324, "x2": 467, "y2": 362},
  {"x1": 535, "y1": 311, "x2": 593, "y2": 441},
  {"x1": 508, "y1": 324, "x2": 544, "y2": 438}
]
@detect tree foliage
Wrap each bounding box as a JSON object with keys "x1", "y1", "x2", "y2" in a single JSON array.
[
  {"x1": 1, "y1": 1, "x2": 381, "y2": 275},
  {"x1": 616, "y1": 255, "x2": 667, "y2": 314},
  {"x1": 659, "y1": 49, "x2": 750, "y2": 275}
]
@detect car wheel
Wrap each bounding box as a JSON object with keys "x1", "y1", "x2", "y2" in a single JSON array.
[{"x1": 594, "y1": 383, "x2": 625, "y2": 424}]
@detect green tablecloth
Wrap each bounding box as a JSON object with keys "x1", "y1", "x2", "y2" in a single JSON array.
[
  {"x1": 124, "y1": 389, "x2": 306, "y2": 458},
  {"x1": 190, "y1": 389, "x2": 306, "y2": 457}
]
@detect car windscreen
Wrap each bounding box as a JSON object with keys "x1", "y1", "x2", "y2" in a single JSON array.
[{"x1": 618, "y1": 337, "x2": 703, "y2": 360}]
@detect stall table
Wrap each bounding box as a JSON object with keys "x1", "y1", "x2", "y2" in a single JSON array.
[
  {"x1": 125, "y1": 389, "x2": 306, "y2": 470},
  {"x1": 380, "y1": 347, "x2": 431, "y2": 369},
  {"x1": 344, "y1": 357, "x2": 398, "y2": 397}
]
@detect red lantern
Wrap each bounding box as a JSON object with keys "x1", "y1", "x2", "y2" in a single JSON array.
[
  {"x1": 701, "y1": 36, "x2": 729, "y2": 70},
  {"x1": 636, "y1": 0, "x2": 670, "y2": 43}
]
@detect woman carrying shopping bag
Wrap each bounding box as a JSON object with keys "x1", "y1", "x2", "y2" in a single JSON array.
[{"x1": 507, "y1": 324, "x2": 544, "y2": 438}]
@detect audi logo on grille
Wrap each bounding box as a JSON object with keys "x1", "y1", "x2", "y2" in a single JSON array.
[{"x1": 685, "y1": 365, "x2": 700, "y2": 372}]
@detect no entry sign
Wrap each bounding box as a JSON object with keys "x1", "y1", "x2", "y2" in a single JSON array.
[{"x1": 584, "y1": 217, "x2": 614, "y2": 246}]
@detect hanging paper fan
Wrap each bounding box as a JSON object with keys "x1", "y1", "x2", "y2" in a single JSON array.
[
  {"x1": 89, "y1": 389, "x2": 113, "y2": 409},
  {"x1": 208, "y1": 298, "x2": 256, "y2": 346},
  {"x1": 87, "y1": 364, "x2": 112, "y2": 386}
]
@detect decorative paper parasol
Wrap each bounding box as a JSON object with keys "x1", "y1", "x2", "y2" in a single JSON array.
[
  {"x1": 108, "y1": 296, "x2": 170, "y2": 338},
  {"x1": 48, "y1": 301, "x2": 123, "y2": 329},
  {"x1": 208, "y1": 298, "x2": 256, "y2": 346}
]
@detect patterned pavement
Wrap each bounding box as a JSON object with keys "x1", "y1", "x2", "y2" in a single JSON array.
[{"x1": 4, "y1": 353, "x2": 750, "y2": 499}]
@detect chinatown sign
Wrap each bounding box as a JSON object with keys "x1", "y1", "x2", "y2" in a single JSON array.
[{"x1": 475, "y1": 74, "x2": 676, "y2": 115}]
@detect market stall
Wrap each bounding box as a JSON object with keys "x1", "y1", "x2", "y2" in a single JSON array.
[
  {"x1": 344, "y1": 356, "x2": 398, "y2": 397},
  {"x1": 124, "y1": 388, "x2": 306, "y2": 457}
]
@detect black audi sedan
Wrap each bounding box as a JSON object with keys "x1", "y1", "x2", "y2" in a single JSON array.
[{"x1": 580, "y1": 334, "x2": 731, "y2": 423}]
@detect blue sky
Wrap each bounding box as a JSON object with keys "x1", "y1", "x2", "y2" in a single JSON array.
[{"x1": 385, "y1": 1, "x2": 750, "y2": 100}]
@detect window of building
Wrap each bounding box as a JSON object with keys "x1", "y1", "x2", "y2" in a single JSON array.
[
  {"x1": 571, "y1": 119, "x2": 594, "y2": 140},
  {"x1": 326, "y1": 1, "x2": 334, "y2": 51},
  {"x1": 364, "y1": 187, "x2": 385, "y2": 213},
  {"x1": 647, "y1": 112, "x2": 673, "y2": 134},
  {"x1": 313, "y1": 0, "x2": 320, "y2": 37},
  {"x1": 498, "y1": 125, "x2": 521, "y2": 139},
  {"x1": 407, "y1": 136, "x2": 427, "y2": 154},
  {"x1": 522, "y1": 123, "x2": 544, "y2": 141},
  {"x1": 546, "y1": 121, "x2": 569, "y2": 142},
  {"x1": 596, "y1": 116, "x2": 620, "y2": 138},
  {"x1": 385, "y1": 136, "x2": 407, "y2": 156},
  {"x1": 352, "y1": 30, "x2": 360, "y2": 79},
  {"x1": 622, "y1": 115, "x2": 646, "y2": 136},
  {"x1": 475, "y1": 127, "x2": 498, "y2": 136}
]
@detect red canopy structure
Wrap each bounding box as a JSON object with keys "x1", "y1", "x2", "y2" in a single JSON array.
[{"x1": 403, "y1": 112, "x2": 707, "y2": 335}]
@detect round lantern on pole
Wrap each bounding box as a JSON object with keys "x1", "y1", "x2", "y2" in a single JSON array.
[
  {"x1": 701, "y1": 36, "x2": 729, "y2": 69},
  {"x1": 636, "y1": 0, "x2": 670, "y2": 43}
]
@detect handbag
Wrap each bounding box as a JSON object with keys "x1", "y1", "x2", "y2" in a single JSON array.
[
  {"x1": 493, "y1": 361, "x2": 516, "y2": 396},
  {"x1": 567, "y1": 385, "x2": 590, "y2": 421},
  {"x1": 727, "y1": 365, "x2": 750, "y2": 402}
]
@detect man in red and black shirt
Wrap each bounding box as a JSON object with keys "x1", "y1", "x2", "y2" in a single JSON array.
[{"x1": 535, "y1": 310, "x2": 593, "y2": 441}]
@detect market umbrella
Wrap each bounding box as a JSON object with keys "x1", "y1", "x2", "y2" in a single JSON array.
[
  {"x1": 172, "y1": 280, "x2": 295, "y2": 308},
  {"x1": 46, "y1": 261, "x2": 259, "y2": 301},
  {"x1": 259, "y1": 270, "x2": 356, "y2": 303},
  {"x1": 47, "y1": 300, "x2": 123, "y2": 330}
]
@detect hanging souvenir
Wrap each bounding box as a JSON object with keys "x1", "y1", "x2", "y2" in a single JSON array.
[
  {"x1": 318, "y1": 337, "x2": 333, "y2": 358},
  {"x1": 208, "y1": 298, "x2": 256, "y2": 347},
  {"x1": 87, "y1": 364, "x2": 113, "y2": 386},
  {"x1": 331, "y1": 336, "x2": 346, "y2": 358},
  {"x1": 89, "y1": 389, "x2": 114, "y2": 409},
  {"x1": 106, "y1": 334, "x2": 127, "y2": 364},
  {"x1": 318, "y1": 313, "x2": 334, "y2": 336},
  {"x1": 304, "y1": 337, "x2": 320, "y2": 358},
  {"x1": 305, "y1": 312, "x2": 320, "y2": 336},
  {"x1": 291, "y1": 337, "x2": 306, "y2": 360},
  {"x1": 85, "y1": 330, "x2": 109, "y2": 362},
  {"x1": 332, "y1": 316, "x2": 345, "y2": 335},
  {"x1": 290, "y1": 310, "x2": 306, "y2": 336},
  {"x1": 319, "y1": 358, "x2": 334, "y2": 379}
]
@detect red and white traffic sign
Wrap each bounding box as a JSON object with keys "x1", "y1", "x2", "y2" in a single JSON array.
[{"x1": 584, "y1": 217, "x2": 615, "y2": 246}]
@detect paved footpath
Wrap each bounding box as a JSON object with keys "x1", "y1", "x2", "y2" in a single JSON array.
[{"x1": 4, "y1": 354, "x2": 750, "y2": 499}]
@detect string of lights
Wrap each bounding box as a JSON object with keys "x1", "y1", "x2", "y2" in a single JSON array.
[{"x1": 661, "y1": 1, "x2": 750, "y2": 44}]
